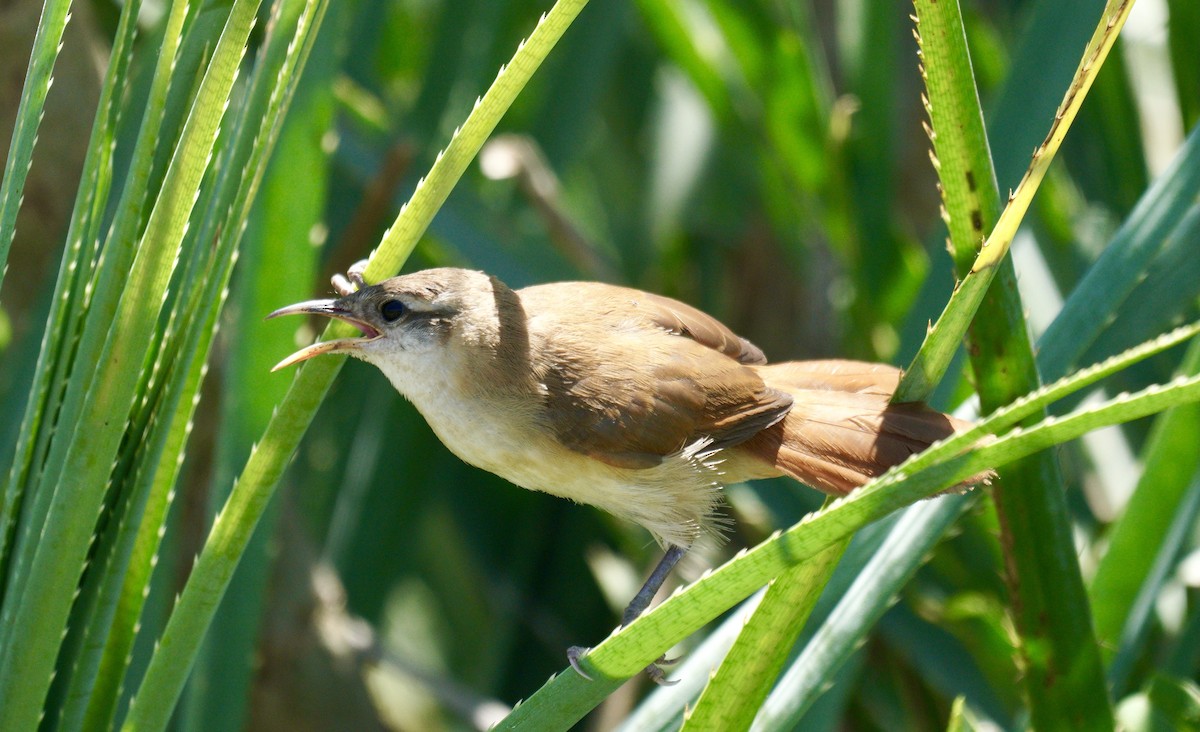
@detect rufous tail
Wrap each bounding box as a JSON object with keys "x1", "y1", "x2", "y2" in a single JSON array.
[{"x1": 744, "y1": 360, "x2": 988, "y2": 495}]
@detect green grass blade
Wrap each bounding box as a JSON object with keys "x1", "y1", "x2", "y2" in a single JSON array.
[
  {"x1": 974, "y1": 283, "x2": 1109, "y2": 732},
  {"x1": 894, "y1": 0, "x2": 1001, "y2": 403},
  {"x1": 971, "y1": 0, "x2": 1135, "y2": 271},
  {"x1": 911, "y1": 2, "x2": 1132, "y2": 727},
  {"x1": 909, "y1": 0, "x2": 999, "y2": 278},
  {"x1": 0, "y1": 0, "x2": 73, "y2": 290},
  {"x1": 59, "y1": 306, "x2": 195, "y2": 731},
  {"x1": 182, "y1": 4, "x2": 333, "y2": 728},
  {"x1": 0, "y1": 0, "x2": 261, "y2": 726},
  {"x1": 682, "y1": 537, "x2": 844, "y2": 731},
  {"x1": 58, "y1": 3, "x2": 333, "y2": 726},
  {"x1": 0, "y1": 0, "x2": 143, "y2": 590},
  {"x1": 902, "y1": 0, "x2": 1134, "y2": 399},
  {"x1": 74, "y1": 315, "x2": 212, "y2": 731},
  {"x1": 1091, "y1": 336, "x2": 1200, "y2": 681},
  {"x1": 0, "y1": 0, "x2": 193, "y2": 642},
  {"x1": 1038, "y1": 123, "x2": 1200, "y2": 381},
  {"x1": 1105, "y1": 473, "x2": 1200, "y2": 695},
  {"x1": 752, "y1": 495, "x2": 975, "y2": 729}
]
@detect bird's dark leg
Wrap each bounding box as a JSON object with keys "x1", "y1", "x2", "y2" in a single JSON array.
[
  {"x1": 622, "y1": 544, "x2": 687, "y2": 626},
  {"x1": 569, "y1": 545, "x2": 688, "y2": 685}
]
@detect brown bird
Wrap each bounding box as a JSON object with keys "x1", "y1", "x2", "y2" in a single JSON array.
[{"x1": 270, "y1": 266, "x2": 979, "y2": 675}]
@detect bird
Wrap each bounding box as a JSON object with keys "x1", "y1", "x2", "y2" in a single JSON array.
[{"x1": 269, "y1": 264, "x2": 982, "y2": 679}]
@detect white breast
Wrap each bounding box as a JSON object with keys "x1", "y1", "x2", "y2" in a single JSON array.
[{"x1": 368, "y1": 353, "x2": 725, "y2": 548}]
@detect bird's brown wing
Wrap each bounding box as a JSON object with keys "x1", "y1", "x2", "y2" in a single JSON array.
[
  {"x1": 539, "y1": 332, "x2": 791, "y2": 470},
  {"x1": 634, "y1": 290, "x2": 766, "y2": 364},
  {"x1": 517, "y1": 281, "x2": 786, "y2": 469}
]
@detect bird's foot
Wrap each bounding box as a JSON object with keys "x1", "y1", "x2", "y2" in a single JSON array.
[
  {"x1": 331, "y1": 259, "x2": 370, "y2": 296},
  {"x1": 567, "y1": 645, "x2": 593, "y2": 680},
  {"x1": 567, "y1": 547, "x2": 689, "y2": 685},
  {"x1": 566, "y1": 647, "x2": 681, "y2": 686},
  {"x1": 643, "y1": 655, "x2": 681, "y2": 686}
]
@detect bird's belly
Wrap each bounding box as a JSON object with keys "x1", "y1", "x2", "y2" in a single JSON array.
[
  {"x1": 422, "y1": 394, "x2": 721, "y2": 546},
  {"x1": 427, "y1": 405, "x2": 576, "y2": 491},
  {"x1": 425, "y1": 408, "x2": 631, "y2": 515},
  {"x1": 384, "y1": 369, "x2": 725, "y2": 547}
]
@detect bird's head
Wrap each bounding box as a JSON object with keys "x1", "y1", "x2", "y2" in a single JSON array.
[{"x1": 268, "y1": 268, "x2": 506, "y2": 373}]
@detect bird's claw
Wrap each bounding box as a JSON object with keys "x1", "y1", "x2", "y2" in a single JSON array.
[
  {"x1": 347, "y1": 259, "x2": 369, "y2": 288},
  {"x1": 645, "y1": 653, "x2": 680, "y2": 685},
  {"x1": 566, "y1": 647, "x2": 680, "y2": 685},
  {"x1": 331, "y1": 259, "x2": 371, "y2": 296},
  {"x1": 644, "y1": 661, "x2": 680, "y2": 686},
  {"x1": 567, "y1": 645, "x2": 593, "y2": 680}
]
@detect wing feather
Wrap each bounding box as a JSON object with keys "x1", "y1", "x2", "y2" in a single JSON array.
[{"x1": 517, "y1": 282, "x2": 788, "y2": 469}]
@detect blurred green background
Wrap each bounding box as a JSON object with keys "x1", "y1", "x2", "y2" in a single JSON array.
[{"x1": 2, "y1": 0, "x2": 1198, "y2": 729}]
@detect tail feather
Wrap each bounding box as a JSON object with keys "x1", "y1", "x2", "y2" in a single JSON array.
[{"x1": 744, "y1": 361, "x2": 985, "y2": 495}]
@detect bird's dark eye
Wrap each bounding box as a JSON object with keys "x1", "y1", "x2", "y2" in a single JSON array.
[{"x1": 380, "y1": 299, "x2": 406, "y2": 322}]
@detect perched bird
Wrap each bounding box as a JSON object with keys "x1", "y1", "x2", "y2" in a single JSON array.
[{"x1": 270, "y1": 265, "x2": 980, "y2": 678}]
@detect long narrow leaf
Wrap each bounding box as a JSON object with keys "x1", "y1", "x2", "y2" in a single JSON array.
[
  {"x1": 0, "y1": 0, "x2": 143, "y2": 590},
  {"x1": 682, "y1": 536, "x2": 844, "y2": 730},
  {"x1": 915, "y1": 2, "x2": 1132, "y2": 727},
  {"x1": 1039, "y1": 123, "x2": 1200, "y2": 381},
  {"x1": 1106, "y1": 472, "x2": 1200, "y2": 695},
  {"x1": 751, "y1": 494, "x2": 975, "y2": 729},
  {"x1": 0, "y1": 0, "x2": 73, "y2": 288},
  {"x1": 182, "y1": 2, "x2": 333, "y2": 728},
  {"x1": 1091, "y1": 336, "x2": 1200, "y2": 679},
  {"x1": 0, "y1": 0, "x2": 261, "y2": 726},
  {"x1": 58, "y1": 2, "x2": 332, "y2": 727},
  {"x1": 0, "y1": 0, "x2": 189, "y2": 635}
]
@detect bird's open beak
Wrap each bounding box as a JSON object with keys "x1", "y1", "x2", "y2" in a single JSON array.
[{"x1": 267, "y1": 298, "x2": 383, "y2": 371}]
